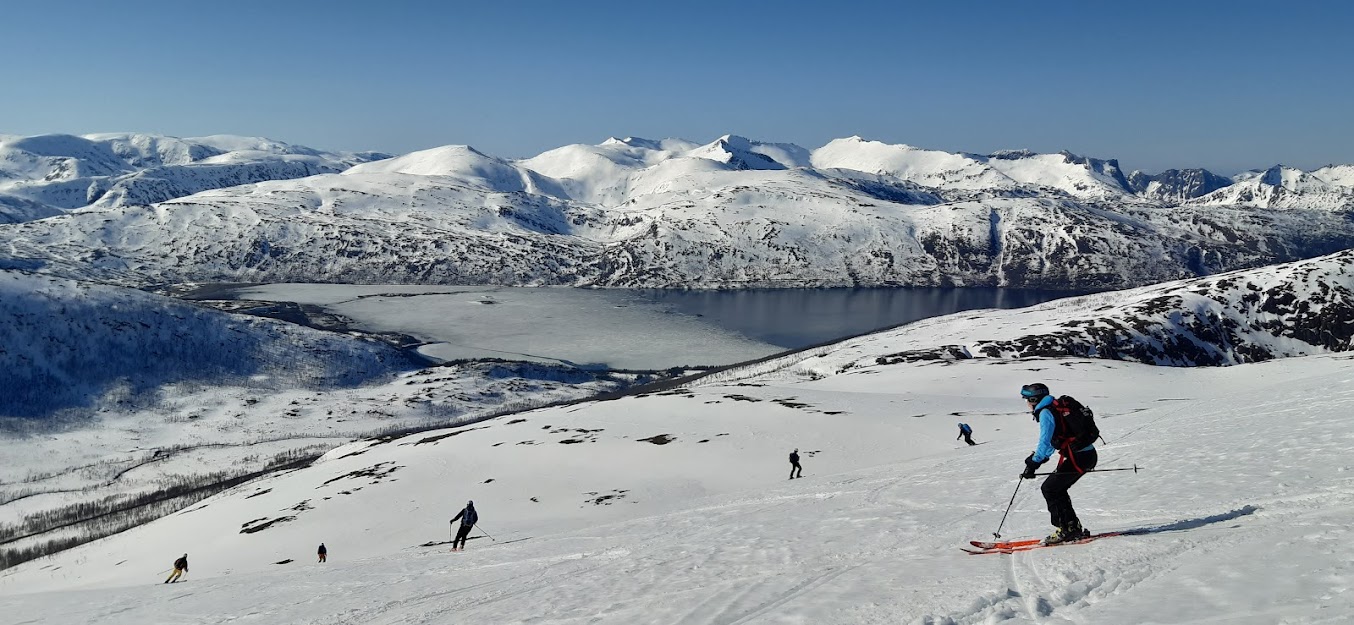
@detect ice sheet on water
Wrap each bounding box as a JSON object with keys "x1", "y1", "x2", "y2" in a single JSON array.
[{"x1": 231, "y1": 284, "x2": 782, "y2": 370}]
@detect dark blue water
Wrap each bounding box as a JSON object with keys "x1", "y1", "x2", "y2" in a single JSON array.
[{"x1": 634, "y1": 287, "x2": 1082, "y2": 349}]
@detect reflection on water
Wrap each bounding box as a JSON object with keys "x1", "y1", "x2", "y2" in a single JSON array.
[{"x1": 634, "y1": 287, "x2": 1081, "y2": 349}]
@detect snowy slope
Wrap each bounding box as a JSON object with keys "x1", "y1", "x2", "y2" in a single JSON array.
[
  {"x1": 3, "y1": 257, "x2": 1354, "y2": 622},
  {"x1": 0, "y1": 133, "x2": 386, "y2": 223},
  {"x1": 0, "y1": 271, "x2": 665, "y2": 570}
]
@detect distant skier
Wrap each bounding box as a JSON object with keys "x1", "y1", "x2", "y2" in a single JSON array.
[
  {"x1": 957, "y1": 422, "x2": 977, "y2": 446},
  {"x1": 789, "y1": 448, "x2": 803, "y2": 479},
  {"x1": 318, "y1": 543, "x2": 327, "y2": 563},
  {"x1": 450, "y1": 500, "x2": 478, "y2": 551},
  {"x1": 1020, "y1": 383, "x2": 1098, "y2": 544},
  {"x1": 164, "y1": 553, "x2": 188, "y2": 583}
]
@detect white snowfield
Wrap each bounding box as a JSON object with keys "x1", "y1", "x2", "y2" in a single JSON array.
[{"x1": 3, "y1": 330, "x2": 1352, "y2": 621}]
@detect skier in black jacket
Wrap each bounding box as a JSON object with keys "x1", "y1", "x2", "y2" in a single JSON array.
[
  {"x1": 450, "y1": 501, "x2": 478, "y2": 551},
  {"x1": 789, "y1": 449, "x2": 803, "y2": 479},
  {"x1": 164, "y1": 554, "x2": 188, "y2": 583}
]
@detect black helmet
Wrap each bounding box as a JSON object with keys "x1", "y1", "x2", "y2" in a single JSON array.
[{"x1": 1020, "y1": 383, "x2": 1050, "y2": 400}]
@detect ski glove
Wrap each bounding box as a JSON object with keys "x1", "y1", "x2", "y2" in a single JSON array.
[{"x1": 1021, "y1": 454, "x2": 1045, "y2": 479}]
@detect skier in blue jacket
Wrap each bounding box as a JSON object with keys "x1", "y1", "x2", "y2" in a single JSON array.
[
  {"x1": 1020, "y1": 383, "x2": 1097, "y2": 544},
  {"x1": 956, "y1": 422, "x2": 976, "y2": 446}
]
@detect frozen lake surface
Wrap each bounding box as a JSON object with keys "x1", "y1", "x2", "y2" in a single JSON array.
[{"x1": 222, "y1": 285, "x2": 1077, "y2": 370}]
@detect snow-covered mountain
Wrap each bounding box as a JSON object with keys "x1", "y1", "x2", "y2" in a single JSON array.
[
  {"x1": 810, "y1": 137, "x2": 1137, "y2": 199},
  {"x1": 1187, "y1": 164, "x2": 1354, "y2": 210},
  {"x1": 5, "y1": 251, "x2": 1354, "y2": 623},
  {"x1": 3, "y1": 133, "x2": 1354, "y2": 291},
  {"x1": 0, "y1": 133, "x2": 388, "y2": 223}
]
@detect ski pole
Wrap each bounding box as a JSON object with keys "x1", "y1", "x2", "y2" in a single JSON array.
[
  {"x1": 1028, "y1": 465, "x2": 1142, "y2": 477},
  {"x1": 992, "y1": 478, "x2": 1023, "y2": 539},
  {"x1": 476, "y1": 525, "x2": 495, "y2": 542}
]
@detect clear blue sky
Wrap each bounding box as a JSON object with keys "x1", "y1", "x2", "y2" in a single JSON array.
[{"x1": 4, "y1": 0, "x2": 1351, "y2": 174}]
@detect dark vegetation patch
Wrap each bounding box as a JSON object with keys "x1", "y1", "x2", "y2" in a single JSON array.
[
  {"x1": 554, "y1": 427, "x2": 604, "y2": 444},
  {"x1": 410, "y1": 426, "x2": 486, "y2": 446},
  {"x1": 483, "y1": 478, "x2": 495, "y2": 483},
  {"x1": 637, "y1": 434, "x2": 675, "y2": 445},
  {"x1": 321, "y1": 462, "x2": 400, "y2": 486},
  {"x1": 584, "y1": 489, "x2": 630, "y2": 506},
  {"x1": 724, "y1": 394, "x2": 761, "y2": 402},
  {"x1": 772, "y1": 398, "x2": 811, "y2": 409},
  {"x1": 240, "y1": 516, "x2": 296, "y2": 534},
  {"x1": 274, "y1": 559, "x2": 293, "y2": 565},
  {"x1": 288, "y1": 500, "x2": 313, "y2": 512},
  {"x1": 508, "y1": 419, "x2": 527, "y2": 424},
  {"x1": 245, "y1": 489, "x2": 272, "y2": 499}
]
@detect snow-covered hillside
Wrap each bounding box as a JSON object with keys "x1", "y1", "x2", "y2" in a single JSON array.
[
  {"x1": 0, "y1": 270, "x2": 418, "y2": 419},
  {"x1": 0, "y1": 133, "x2": 387, "y2": 223},
  {"x1": 0, "y1": 271, "x2": 662, "y2": 572},
  {"x1": 4, "y1": 133, "x2": 1354, "y2": 290},
  {"x1": 3, "y1": 253, "x2": 1353, "y2": 623}
]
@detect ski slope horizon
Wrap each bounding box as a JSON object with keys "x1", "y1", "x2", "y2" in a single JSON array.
[{"x1": 4, "y1": 296, "x2": 1353, "y2": 622}]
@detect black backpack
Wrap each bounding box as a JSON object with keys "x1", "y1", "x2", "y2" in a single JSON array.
[{"x1": 1041, "y1": 395, "x2": 1101, "y2": 451}]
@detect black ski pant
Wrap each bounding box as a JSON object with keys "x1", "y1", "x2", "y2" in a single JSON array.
[
  {"x1": 453, "y1": 524, "x2": 473, "y2": 549},
  {"x1": 1041, "y1": 448, "x2": 1097, "y2": 529},
  {"x1": 962, "y1": 433, "x2": 976, "y2": 446},
  {"x1": 790, "y1": 461, "x2": 803, "y2": 479}
]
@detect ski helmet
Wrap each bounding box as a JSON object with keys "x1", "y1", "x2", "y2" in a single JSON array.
[{"x1": 1020, "y1": 383, "x2": 1050, "y2": 400}]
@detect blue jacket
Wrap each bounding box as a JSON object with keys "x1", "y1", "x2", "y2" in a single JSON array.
[{"x1": 1030, "y1": 396, "x2": 1094, "y2": 463}]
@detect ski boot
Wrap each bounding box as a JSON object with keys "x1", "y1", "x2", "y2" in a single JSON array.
[{"x1": 1043, "y1": 520, "x2": 1089, "y2": 545}]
